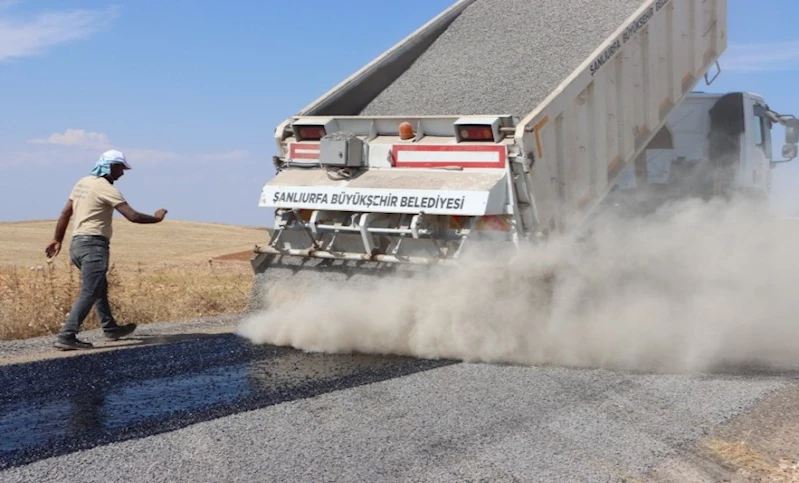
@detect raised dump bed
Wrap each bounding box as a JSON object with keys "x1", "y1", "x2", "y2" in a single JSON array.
[{"x1": 358, "y1": 0, "x2": 646, "y2": 117}]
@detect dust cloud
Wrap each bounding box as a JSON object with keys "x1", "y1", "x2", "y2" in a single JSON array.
[{"x1": 236, "y1": 195, "x2": 799, "y2": 373}]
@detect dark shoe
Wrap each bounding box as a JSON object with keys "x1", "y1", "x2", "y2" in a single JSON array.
[
  {"x1": 103, "y1": 323, "x2": 137, "y2": 340},
  {"x1": 54, "y1": 336, "x2": 94, "y2": 351}
]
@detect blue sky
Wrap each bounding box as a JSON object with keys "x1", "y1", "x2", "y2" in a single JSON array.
[{"x1": 1, "y1": 0, "x2": 798, "y2": 228}]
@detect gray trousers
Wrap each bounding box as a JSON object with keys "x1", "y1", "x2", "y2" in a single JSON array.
[{"x1": 58, "y1": 235, "x2": 119, "y2": 339}]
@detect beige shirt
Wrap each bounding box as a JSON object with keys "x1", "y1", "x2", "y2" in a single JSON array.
[{"x1": 69, "y1": 175, "x2": 127, "y2": 240}]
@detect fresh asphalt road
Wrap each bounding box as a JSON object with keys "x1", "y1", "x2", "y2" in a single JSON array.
[{"x1": 1, "y1": 327, "x2": 798, "y2": 482}]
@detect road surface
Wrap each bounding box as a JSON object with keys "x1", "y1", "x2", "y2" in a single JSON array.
[{"x1": 1, "y1": 318, "x2": 798, "y2": 482}]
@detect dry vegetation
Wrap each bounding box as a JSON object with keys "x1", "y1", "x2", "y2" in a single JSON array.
[
  {"x1": 0, "y1": 219, "x2": 269, "y2": 340},
  {"x1": 695, "y1": 385, "x2": 799, "y2": 482}
]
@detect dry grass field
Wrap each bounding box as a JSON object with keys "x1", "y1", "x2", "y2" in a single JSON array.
[{"x1": 0, "y1": 218, "x2": 270, "y2": 340}]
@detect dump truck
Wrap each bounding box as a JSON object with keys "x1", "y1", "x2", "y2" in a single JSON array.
[{"x1": 248, "y1": 0, "x2": 798, "y2": 308}]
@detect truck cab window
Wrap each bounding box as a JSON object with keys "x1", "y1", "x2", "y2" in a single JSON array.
[{"x1": 753, "y1": 114, "x2": 766, "y2": 152}]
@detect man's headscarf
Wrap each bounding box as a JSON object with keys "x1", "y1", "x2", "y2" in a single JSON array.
[{"x1": 91, "y1": 150, "x2": 132, "y2": 177}]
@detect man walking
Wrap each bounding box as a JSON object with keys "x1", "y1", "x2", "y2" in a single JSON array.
[{"x1": 45, "y1": 149, "x2": 168, "y2": 350}]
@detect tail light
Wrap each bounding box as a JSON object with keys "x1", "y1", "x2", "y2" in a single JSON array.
[
  {"x1": 458, "y1": 126, "x2": 494, "y2": 141},
  {"x1": 291, "y1": 118, "x2": 334, "y2": 141},
  {"x1": 296, "y1": 126, "x2": 326, "y2": 140},
  {"x1": 454, "y1": 117, "x2": 501, "y2": 142}
]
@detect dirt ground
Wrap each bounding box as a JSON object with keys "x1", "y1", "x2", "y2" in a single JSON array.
[
  {"x1": 646, "y1": 381, "x2": 799, "y2": 482},
  {"x1": 212, "y1": 250, "x2": 257, "y2": 262}
]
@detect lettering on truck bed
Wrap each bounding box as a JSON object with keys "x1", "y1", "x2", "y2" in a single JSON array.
[{"x1": 589, "y1": 0, "x2": 672, "y2": 76}]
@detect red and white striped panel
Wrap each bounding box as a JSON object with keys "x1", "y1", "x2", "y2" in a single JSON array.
[
  {"x1": 392, "y1": 144, "x2": 506, "y2": 169},
  {"x1": 288, "y1": 143, "x2": 320, "y2": 161}
]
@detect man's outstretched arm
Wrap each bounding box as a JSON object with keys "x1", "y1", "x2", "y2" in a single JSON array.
[
  {"x1": 46, "y1": 199, "x2": 73, "y2": 258},
  {"x1": 115, "y1": 202, "x2": 168, "y2": 224}
]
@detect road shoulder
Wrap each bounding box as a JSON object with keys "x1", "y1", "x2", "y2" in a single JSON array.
[{"x1": 646, "y1": 382, "x2": 799, "y2": 482}]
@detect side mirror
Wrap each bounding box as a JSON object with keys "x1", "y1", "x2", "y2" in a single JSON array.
[
  {"x1": 782, "y1": 144, "x2": 798, "y2": 160},
  {"x1": 786, "y1": 126, "x2": 799, "y2": 145}
]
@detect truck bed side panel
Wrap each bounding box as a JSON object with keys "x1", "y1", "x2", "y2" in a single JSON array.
[{"x1": 523, "y1": 0, "x2": 727, "y2": 233}]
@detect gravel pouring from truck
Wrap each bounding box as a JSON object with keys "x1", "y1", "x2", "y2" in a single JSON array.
[{"x1": 249, "y1": 0, "x2": 728, "y2": 308}]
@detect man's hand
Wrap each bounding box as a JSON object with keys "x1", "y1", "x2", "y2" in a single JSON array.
[
  {"x1": 47, "y1": 198, "x2": 73, "y2": 258},
  {"x1": 45, "y1": 240, "x2": 62, "y2": 259},
  {"x1": 115, "y1": 203, "x2": 168, "y2": 224}
]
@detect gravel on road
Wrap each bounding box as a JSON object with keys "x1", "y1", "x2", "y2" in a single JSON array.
[
  {"x1": 358, "y1": 0, "x2": 644, "y2": 117},
  {"x1": 0, "y1": 333, "x2": 452, "y2": 469},
  {"x1": 1, "y1": 361, "x2": 793, "y2": 483}
]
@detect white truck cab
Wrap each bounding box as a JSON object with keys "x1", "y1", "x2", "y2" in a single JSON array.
[{"x1": 612, "y1": 91, "x2": 798, "y2": 210}]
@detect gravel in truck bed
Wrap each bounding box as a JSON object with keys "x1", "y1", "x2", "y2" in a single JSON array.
[{"x1": 358, "y1": 0, "x2": 645, "y2": 117}]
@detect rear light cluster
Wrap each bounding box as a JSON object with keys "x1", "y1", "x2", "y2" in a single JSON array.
[
  {"x1": 296, "y1": 126, "x2": 326, "y2": 140},
  {"x1": 454, "y1": 118, "x2": 501, "y2": 142},
  {"x1": 291, "y1": 118, "x2": 334, "y2": 141},
  {"x1": 458, "y1": 126, "x2": 494, "y2": 141}
]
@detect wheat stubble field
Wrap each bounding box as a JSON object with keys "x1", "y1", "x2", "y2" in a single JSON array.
[{"x1": 0, "y1": 218, "x2": 270, "y2": 340}]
